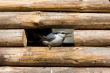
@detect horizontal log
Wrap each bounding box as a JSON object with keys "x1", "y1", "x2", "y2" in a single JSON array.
[
  {"x1": 0, "y1": 67, "x2": 109, "y2": 73},
  {"x1": 73, "y1": 30, "x2": 110, "y2": 46},
  {"x1": 0, "y1": 29, "x2": 27, "y2": 47},
  {"x1": 0, "y1": 0, "x2": 110, "y2": 12},
  {"x1": 1, "y1": 12, "x2": 110, "y2": 29},
  {"x1": 0, "y1": 47, "x2": 110, "y2": 66}
]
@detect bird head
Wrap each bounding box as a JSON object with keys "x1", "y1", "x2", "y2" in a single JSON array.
[{"x1": 54, "y1": 31, "x2": 71, "y2": 38}]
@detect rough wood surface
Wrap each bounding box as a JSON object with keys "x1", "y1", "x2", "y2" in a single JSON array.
[
  {"x1": 0, "y1": 47, "x2": 110, "y2": 66},
  {"x1": 0, "y1": 29, "x2": 27, "y2": 47},
  {"x1": 0, "y1": 12, "x2": 110, "y2": 29},
  {"x1": 0, "y1": 67, "x2": 109, "y2": 73},
  {"x1": 74, "y1": 30, "x2": 110, "y2": 46},
  {"x1": 0, "y1": 0, "x2": 109, "y2": 12}
]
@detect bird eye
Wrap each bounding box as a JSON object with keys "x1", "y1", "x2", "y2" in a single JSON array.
[{"x1": 61, "y1": 32, "x2": 65, "y2": 34}]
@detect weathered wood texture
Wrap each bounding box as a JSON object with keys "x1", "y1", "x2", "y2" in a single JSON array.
[
  {"x1": 0, "y1": 67, "x2": 109, "y2": 73},
  {"x1": 0, "y1": 12, "x2": 110, "y2": 29},
  {"x1": 0, "y1": 0, "x2": 109, "y2": 12},
  {"x1": 0, "y1": 47, "x2": 110, "y2": 66},
  {"x1": 74, "y1": 30, "x2": 110, "y2": 47},
  {"x1": 0, "y1": 29, "x2": 27, "y2": 47}
]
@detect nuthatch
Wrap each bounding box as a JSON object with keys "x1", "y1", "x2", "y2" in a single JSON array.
[{"x1": 40, "y1": 31, "x2": 71, "y2": 49}]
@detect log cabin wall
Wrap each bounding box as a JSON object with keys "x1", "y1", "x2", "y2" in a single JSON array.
[{"x1": 0, "y1": 0, "x2": 110, "y2": 73}]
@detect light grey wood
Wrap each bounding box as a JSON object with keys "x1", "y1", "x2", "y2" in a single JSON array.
[{"x1": 0, "y1": 67, "x2": 109, "y2": 73}]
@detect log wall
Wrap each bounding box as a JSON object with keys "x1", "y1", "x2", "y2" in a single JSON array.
[
  {"x1": 0, "y1": 12, "x2": 110, "y2": 29},
  {"x1": 0, "y1": 0, "x2": 109, "y2": 12},
  {"x1": 0, "y1": 67, "x2": 109, "y2": 73},
  {"x1": 0, "y1": 47, "x2": 109, "y2": 66},
  {"x1": 73, "y1": 30, "x2": 110, "y2": 46},
  {"x1": 0, "y1": 0, "x2": 110, "y2": 72},
  {"x1": 0, "y1": 29, "x2": 27, "y2": 47}
]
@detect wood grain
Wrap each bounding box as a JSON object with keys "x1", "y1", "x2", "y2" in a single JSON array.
[
  {"x1": 0, "y1": 0, "x2": 109, "y2": 12},
  {"x1": 0, "y1": 12, "x2": 110, "y2": 29},
  {"x1": 74, "y1": 30, "x2": 110, "y2": 46},
  {"x1": 0, "y1": 67, "x2": 109, "y2": 73},
  {"x1": 0, "y1": 29, "x2": 27, "y2": 47},
  {"x1": 0, "y1": 47, "x2": 110, "y2": 66}
]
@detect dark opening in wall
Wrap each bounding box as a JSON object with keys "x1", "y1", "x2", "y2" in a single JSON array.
[
  {"x1": 26, "y1": 29, "x2": 52, "y2": 46},
  {"x1": 25, "y1": 29, "x2": 74, "y2": 47}
]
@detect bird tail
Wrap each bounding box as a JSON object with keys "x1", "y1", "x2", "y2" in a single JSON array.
[{"x1": 37, "y1": 35, "x2": 47, "y2": 40}]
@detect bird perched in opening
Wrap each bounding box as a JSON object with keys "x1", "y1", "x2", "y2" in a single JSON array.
[{"x1": 39, "y1": 31, "x2": 71, "y2": 49}]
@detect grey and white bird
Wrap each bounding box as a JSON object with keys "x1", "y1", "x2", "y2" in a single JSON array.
[{"x1": 40, "y1": 31, "x2": 70, "y2": 49}]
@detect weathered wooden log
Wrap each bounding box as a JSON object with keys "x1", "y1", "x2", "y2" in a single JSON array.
[
  {"x1": 0, "y1": 47, "x2": 110, "y2": 66},
  {"x1": 0, "y1": 29, "x2": 27, "y2": 47},
  {"x1": 0, "y1": 0, "x2": 110, "y2": 12},
  {"x1": 1, "y1": 12, "x2": 110, "y2": 29},
  {"x1": 73, "y1": 30, "x2": 110, "y2": 47},
  {"x1": 0, "y1": 67, "x2": 109, "y2": 73}
]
